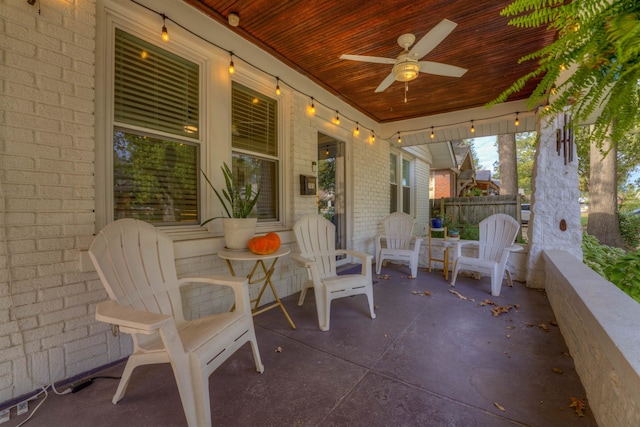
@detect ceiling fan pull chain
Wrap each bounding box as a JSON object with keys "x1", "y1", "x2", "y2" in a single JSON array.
[{"x1": 404, "y1": 81, "x2": 408, "y2": 103}]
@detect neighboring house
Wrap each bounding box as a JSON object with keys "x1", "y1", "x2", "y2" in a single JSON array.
[
  {"x1": 474, "y1": 170, "x2": 501, "y2": 195},
  {"x1": 430, "y1": 140, "x2": 475, "y2": 199}
]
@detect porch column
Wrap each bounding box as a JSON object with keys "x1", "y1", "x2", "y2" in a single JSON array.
[{"x1": 526, "y1": 112, "x2": 582, "y2": 287}]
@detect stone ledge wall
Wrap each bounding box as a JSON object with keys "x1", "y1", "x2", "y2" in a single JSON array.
[{"x1": 543, "y1": 250, "x2": 640, "y2": 427}]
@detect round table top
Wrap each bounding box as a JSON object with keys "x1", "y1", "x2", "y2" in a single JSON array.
[{"x1": 217, "y1": 247, "x2": 290, "y2": 261}]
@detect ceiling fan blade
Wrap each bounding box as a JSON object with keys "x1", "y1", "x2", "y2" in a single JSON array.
[
  {"x1": 419, "y1": 61, "x2": 467, "y2": 77},
  {"x1": 409, "y1": 19, "x2": 458, "y2": 60},
  {"x1": 340, "y1": 54, "x2": 396, "y2": 64},
  {"x1": 374, "y1": 72, "x2": 396, "y2": 93}
]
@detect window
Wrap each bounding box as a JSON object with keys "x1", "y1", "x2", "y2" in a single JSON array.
[
  {"x1": 390, "y1": 152, "x2": 413, "y2": 215},
  {"x1": 231, "y1": 82, "x2": 279, "y2": 221},
  {"x1": 112, "y1": 29, "x2": 200, "y2": 225}
]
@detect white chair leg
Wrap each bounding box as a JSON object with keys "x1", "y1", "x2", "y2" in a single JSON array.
[
  {"x1": 249, "y1": 333, "x2": 264, "y2": 373},
  {"x1": 505, "y1": 269, "x2": 513, "y2": 287},
  {"x1": 376, "y1": 255, "x2": 385, "y2": 275},
  {"x1": 298, "y1": 281, "x2": 311, "y2": 306},
  {"x1": 410, "y1": 258, "x2": 418, "y2": 277},
  {"x1": 112, "y1": 352, "x2": 169, "y2": 404},
  {"x1": 450, "y1": 260, "x2": 460, "y2": 287},
  {"x1": 366, "y1": 289, "x2": 376, "y2": 320},
  {"x1": 491, "y1": 265, "x2": 501, "y2": 296}
]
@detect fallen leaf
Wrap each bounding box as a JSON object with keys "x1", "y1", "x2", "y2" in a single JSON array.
[
  {"x1": 524, "y1": 322, "x2": 535, "y2": 327},
  {"x1": 275, "y1": 346, "x2": 283, "y2": 353},
  {"x1": 377, "y1": 274, "x2": 391, "y2": 280},
  {"x1": 491, "y1": 305, "x2": 513, "y2": 316},
  {"x1": 550, "y1": 320, "x2": 559, "y2": 326},
  {"x1": 506, "y1": 326, "x2": 515, "y2": 330},
  {"x1": 552, "y1": 367, "x2": 563, "y2": 374},
  {"x1": 493, "y1": 402, "x2": 506, "y2": 412},
  {"x1": 423, "y1": 291, "x2": 431, "y2": 296},
  {"x1": 506, "y1": 334, "x2": 511, "y2": 339},
  {"x1": 539, "y1": 323, "x2": 549, "y2": 332},
  {"x1": 449, "y1": 289, "x2": 473, "y2": 301},
  {"x1": 480, "y1": 299, "x2": 497, "y2": 306},
  {"x1": 514, "y1": 304, "x2": 520, "y2": 309},
  {"x1": 569, "y1": 397, "x2": 586, "y2": 417},
  {"x1": 407, "y1": 275, "x2": 416, "y2": 279}
]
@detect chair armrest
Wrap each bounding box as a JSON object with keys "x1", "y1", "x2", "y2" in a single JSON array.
[
  {"x1": 337, "y1": 249, "x2": 373, "y2": 264},
  {"x1": 178, "y1": 275, "x2": 250, "y2": 314},
  {"x1": 291, "y1": 253, "x2": 316, "y2": 268},
  {"x1": 96, "y1": 300, "x2": 172, "y2": 331},
  {"x1": 454, "y1": 240, "x2": 478, "y2": 257},
  {"x1": 505, "y1": 245, "x2": 524, "y2": 253}
]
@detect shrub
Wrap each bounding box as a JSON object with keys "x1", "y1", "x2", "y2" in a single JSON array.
[
  {"x1": 619, "y1": 211, "x2": 640, "y2": 249},
  {"x1": 582, "y1": 233, "x2": 640, "y2": 303}
]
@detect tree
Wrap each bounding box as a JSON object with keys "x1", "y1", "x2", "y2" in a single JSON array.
[
  {"x1": 498, "y1": 134, "x2": 518, "y2": 195},
  {"x1": 587, "y1": 132, "x2": 626, "y2": 247},
  {"x1": 516, "y1": 132, "x2": 537, "y2": 196}
]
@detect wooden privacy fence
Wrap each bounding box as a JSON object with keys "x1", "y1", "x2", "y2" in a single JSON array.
[{"x1": 430, "y1": 195, "x2": 522, "y2": 225}]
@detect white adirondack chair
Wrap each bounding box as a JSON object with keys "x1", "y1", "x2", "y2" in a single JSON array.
[
  {"x1": 293, "y1": 214, "x2": 376, "y2": 331},
  {"x1": 450, "y1": 213, "x2": 521, "y2": 296},
  {"x1": 375, "y1": 212, "x2": 423, "y2": 277},
  {"x1": 89, "y1": 219, "x2": 264, "y2": 427}
]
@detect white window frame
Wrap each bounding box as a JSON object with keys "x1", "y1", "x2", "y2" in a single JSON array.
[
  {"x1": 95, "y1": 2, "x2": 289, "y2": 238},
  {"x1": 390, "y1": 149, "x2": 415, "y2": 216}
]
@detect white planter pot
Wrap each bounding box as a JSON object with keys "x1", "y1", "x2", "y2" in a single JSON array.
[{"x1": 222, "y1": 218, "x2": 257, "y2": 250}]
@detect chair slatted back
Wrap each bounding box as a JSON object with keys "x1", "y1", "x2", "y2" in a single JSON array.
[
  {"x1": 478, "y1": 214, "x2": 520, "y2": 263},
  {"x1": 89, "y1": 219, "x2": 185, "y2": 324},
  {"x1": 294, "y1": 215, "x2": 338, "y2": 278},
  {"x1": 383, "y1": 212, "x2": 415, "y2": 250}
]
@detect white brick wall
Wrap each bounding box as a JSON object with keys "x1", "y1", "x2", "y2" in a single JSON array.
[{"x1": 0, "y1": 0, "x2": 99, "y2": 398}]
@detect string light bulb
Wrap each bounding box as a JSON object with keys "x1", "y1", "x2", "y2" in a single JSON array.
[
  {"x1": 397, "y1": 132, "x2": 402, "y2": 144},
  {"x1": 161, "y1": 14, "x2": 169, "y2": 42},
  {"x1": 354, "y1": 123, "x2": 360, "y2": 137},
  {"x1": 430, "y1": 126, "x2": 435, "y2": 139},
  {"x1": 370, "y1": 134, "x2": 375, "y2": 144},
  {"x1": 545, "y1": 102, "x2": 551, "y2": 111},
  {"x1": 334, "y1": 111, "x2": 340, "y2": 125},
  {"x1": 309, "y1": 98, "x2": 315, "y2": 115},
  {"x1": 228, "y1": 53, "x2": 235, "y2": 74},
  {"x1": 515, "y1": 112, "x2": 520, "y2": 127},
  {"x1": 275, "y1": 78, "x2": 281, "y2": 96},
  {"x1": 470, "y1": 120, "x2": 475, "y2": 133}
]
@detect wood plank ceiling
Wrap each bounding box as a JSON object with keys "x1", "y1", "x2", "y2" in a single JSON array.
[{"x1": 181, "y1": 0, "x2": 556, "y2": 124}]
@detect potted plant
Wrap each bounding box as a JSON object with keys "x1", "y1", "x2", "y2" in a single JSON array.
[{"x1": 202, "y1": 162, "x2": 260, "y2": 249}]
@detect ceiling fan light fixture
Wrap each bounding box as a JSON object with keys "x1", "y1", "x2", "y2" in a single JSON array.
[{"x1": 393, "y1": 60, "x2": 420, "y2": 82}]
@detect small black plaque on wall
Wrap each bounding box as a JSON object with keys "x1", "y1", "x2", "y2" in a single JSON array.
[{"x1": 300, "y1": 175, "x2": 317, "y2": 195}]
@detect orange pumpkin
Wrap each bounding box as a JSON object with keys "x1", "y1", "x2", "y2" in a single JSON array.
[{"x1": 248, "y1": 232, "x2": 281, "y2": 255}]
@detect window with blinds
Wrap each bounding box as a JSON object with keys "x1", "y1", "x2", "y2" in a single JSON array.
[
  {"x1": 112, "y1": 29, "x2": 200, "y2": 225},
  {"x1": 231, "y1": 82, "x2": 279, "y2": 221},
  {"x1": 114, "y1": 28, "x2": 199, "y2": 139}
]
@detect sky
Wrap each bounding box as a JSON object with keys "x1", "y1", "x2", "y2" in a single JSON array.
[{"x1": 470, "y1": 136, "x2": 498, "y2": 172}]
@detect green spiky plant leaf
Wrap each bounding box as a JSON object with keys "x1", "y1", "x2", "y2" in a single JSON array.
[{"x1": 201, "y1": 162, "x2": 260, "y2": 225}]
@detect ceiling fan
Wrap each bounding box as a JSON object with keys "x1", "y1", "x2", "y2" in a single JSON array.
[{"x1": 340, "y1": 19, "x2": 468, "y2": 95}]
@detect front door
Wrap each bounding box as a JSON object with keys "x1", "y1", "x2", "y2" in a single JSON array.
[{"x1": 318, "y1": 133, "x2": 347, "y2": 263}]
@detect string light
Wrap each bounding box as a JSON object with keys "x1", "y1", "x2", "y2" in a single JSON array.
[
  {"x1": 136, "y1": 5, "x2": 537, "y2": 146},
  {"x1": 228, "y1": 52, "x2": 235, "y2": 74},
  {"x1": 275, "y1": 77, "x2": 281, "y2": 96},
  {"x1": 545, "y1": 102, "x2": 551, "y2": 111},
  {"x1": 515, "y1": 112, "x2": 520, "y2": 127},
  {"x1": 397, "y1": 132, "x2": 402, "y2": 144},
  {"x1": 550, "y1": 85, "x2": 557, "y2": 95},
  {"x1": 334, "y1": 111, "x2": 340, "y2": 125},
  {"x1": 161, "y1": 14, "x2": 169, "y2": 42}
]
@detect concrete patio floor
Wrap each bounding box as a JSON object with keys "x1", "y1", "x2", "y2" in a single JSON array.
[{"x1": 5, "y1": 263, "x2": 598, "y2": 426}]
